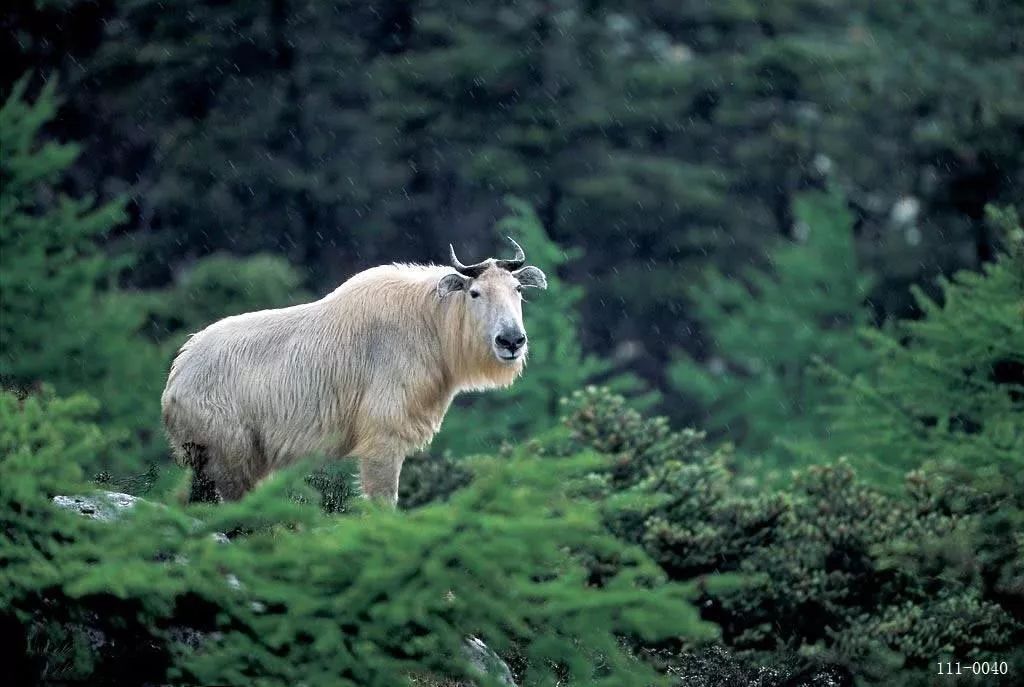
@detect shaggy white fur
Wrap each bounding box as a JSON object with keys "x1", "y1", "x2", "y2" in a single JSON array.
[{"x1": 162, "y1": 259, "x2": 542, "y2": 505}]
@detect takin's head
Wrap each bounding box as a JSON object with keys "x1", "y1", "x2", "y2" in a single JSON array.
[{"x1": 437, "y1": 238, "x2": 547, "y2": 366}]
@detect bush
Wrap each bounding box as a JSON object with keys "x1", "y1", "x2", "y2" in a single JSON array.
[
  {"x1": 399, "y1": 452, "x2": 474, "y2": 510},
  {"x1": 2, "y1": 388, "x2": 717, "y2": 686},
  {"x1": 560, "y1": 387, "x2": 1024, "y2": 685}
]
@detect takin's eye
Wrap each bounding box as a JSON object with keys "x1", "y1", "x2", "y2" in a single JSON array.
[
  {"x1": 469, "y1": 289, "x2": 481, "y2": 299},
  {"x1": 515, "y1": 284, "x2": 523, "y2": 293}
]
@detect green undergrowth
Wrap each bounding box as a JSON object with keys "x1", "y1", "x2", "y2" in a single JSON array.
[{"x1": 2, "y1": 389, "x2": 717, "y2": 686}]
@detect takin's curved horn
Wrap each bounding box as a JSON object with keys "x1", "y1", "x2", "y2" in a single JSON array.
[
  {"x1": 495, "y1": 237, "x2": 526, "y2": 271},
  {"x1": 449, "y1": 244, "x2": 490, "y2": 278}
]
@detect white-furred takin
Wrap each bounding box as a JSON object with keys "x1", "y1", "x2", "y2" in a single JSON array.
[{"x1": 161, "y1": 239, "x2": 547, "y2": 505}]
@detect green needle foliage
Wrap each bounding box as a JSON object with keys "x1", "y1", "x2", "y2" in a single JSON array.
[
  {"x1": 561, "y1": 387, "x2": 1024, "y2": 685},
  {"x1": 669, "y1": 188, "x2": 873, "y2": 475},
  {"x1": 2, "y1": 387, "x2": 717, "y2": 687},
  {"x1": 824, "y1": 205, "x2": 1024, "y2": 480},
  {"x1": 0, "y1": 78, "x2": 163, "y2": 457}
]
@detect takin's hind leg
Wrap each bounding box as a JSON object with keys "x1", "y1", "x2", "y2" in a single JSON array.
[
  {"x1": 204, "y1": 428, "x2": 266, "y2": 502},
  {"x1": 210, "y1": 473, "x2": 253, "y2": 502},
  {"x1": 181, "y1": 442, "x2": 222, "y2": 504},
  {"x1": 181, "y1": 440, "x2": 258, "y2": 503}
]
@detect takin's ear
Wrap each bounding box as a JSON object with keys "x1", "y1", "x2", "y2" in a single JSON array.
[
  {"x1": 513, "y1": 265, "x2": 548, "y2": 290},
  {"x1": 437, "y1": 272, "x2": 470, "y2": 298}
]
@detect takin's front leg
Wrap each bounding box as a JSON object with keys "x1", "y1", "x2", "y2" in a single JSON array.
[{"x1": 358, "y1": 446, "x2": 406, "y2": 507}]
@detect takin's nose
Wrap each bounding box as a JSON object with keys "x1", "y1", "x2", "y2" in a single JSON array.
[{"x1": 495, "y1": 330, "x2": 527, "y2": 353}]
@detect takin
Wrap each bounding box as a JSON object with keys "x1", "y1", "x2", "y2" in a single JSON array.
[{"x1": 161, "y1": 239, "x2": 547, "y2": 505}]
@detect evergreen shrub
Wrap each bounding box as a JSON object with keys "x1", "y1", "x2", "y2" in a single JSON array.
[
  {"x1": 560, "y1": 387, "x2": 1023, "y2": 685},
  {"x1": 2, "y1": 389, "x2": 716, "y2": 687}
]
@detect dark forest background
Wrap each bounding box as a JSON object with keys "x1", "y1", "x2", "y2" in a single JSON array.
[
  {"x1": 4, "y1": 0, "x2": 1020, "y2": 409},
  {"x1": 2, "y1": 2, "x2": 1022, "y2": 685}
]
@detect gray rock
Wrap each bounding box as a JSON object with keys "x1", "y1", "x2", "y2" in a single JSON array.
[
  {"x1": 53, "y1": 491, "x2": 142, "y2": 521},
  {"x1": 53, "y1": 490, "x2": 229, "y2": 544},
  {"x1": 462, "y1": 635, "x2": 516, "y2": 687}
]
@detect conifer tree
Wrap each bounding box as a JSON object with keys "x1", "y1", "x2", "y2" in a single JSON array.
[
  {"x1": 825, "y1": 205, "x2": 1024, "y2": 478},
  {"x1": 6, "y1": 0, "x2": 1024, "y2": 386},
  {"x1": 670, "y1": 188, "x2": 873, "y2": 473},
  {"x1": 0, "y1": 77, "x2": 162, "y2": 465}
]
